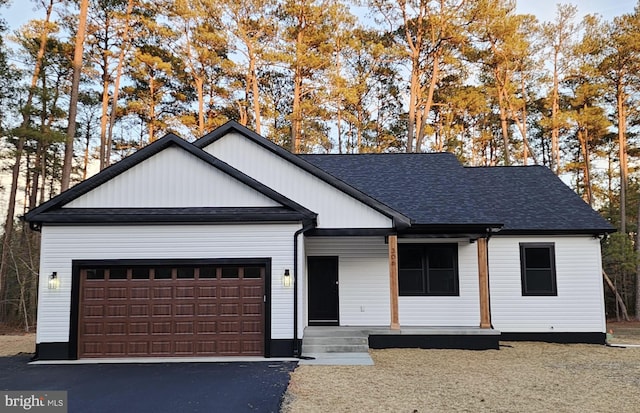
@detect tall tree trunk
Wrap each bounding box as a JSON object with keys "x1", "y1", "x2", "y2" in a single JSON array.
[
  {"x1": 292, "y1": 63, "x2": 302, "y2": 153},
  {"x1": 636, "y1": 199, "x2": 640, "y2": 320},
  {"x1": 61, "y1": 0, "x2": 90, "y2": 191},
  {"x1": 248, "y1": 49, "x2": 261, "y2": 135},
  {"x1": 577, "y1": 128, "x2": 593, "y2": 206},
  {"x1": 149, "y1": 76, "x2": 156, "y2": 143},
  {"x1": 551, "y1": 46, "x2": 560, "y2": 174},
  {"x1": 99, "y1": 50, "x2": 111, "y2": 170},
  {"x1": 416, "y1": 57, "x2": 440, "y2": 152},
  {"x1": 0, "y1": 0, "x2": 55, "y2": 319},
  {"x1": 195, "y1": 76, "x2": 204, "y2": 136},
  {"x1": 106, "y1": 0, "x2": 135, "y2": 166},
  {"x1": 498, "y1": 102, "x2": 511, "y2": 166},
  {"x1": 617, "y1": 77, "x2": 627, "y2": 234},
  {"x1": 407, "y1": 58, "x2": 419, "y2": 153}
]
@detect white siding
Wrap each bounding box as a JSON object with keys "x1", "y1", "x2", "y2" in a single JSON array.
[
  {"x1": 398, "y1": 240, "x2": 481, "y2": 326},
  {"x1": 36, "y1": 223, "x2": 300, "y2": 344},
  {"x1": 65, "y1": 146, "x2": 279, "y2": 208},
  {"x1": 203, "y1": 132, "x2": 393, "y2": 229},
  {"x1": 489, "y1": 236, "x2": 606, "y2": 333},
  {"x1": 305, "y1": 237, "x2": 391, "y2": 326}
]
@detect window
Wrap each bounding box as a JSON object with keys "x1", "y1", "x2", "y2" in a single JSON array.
[
  {"x1": 398, "y1": 243, "x2": 459, "y2": 296},
  {"x1": 520, "y1": 243, "x2": 557, "y2": 296}
]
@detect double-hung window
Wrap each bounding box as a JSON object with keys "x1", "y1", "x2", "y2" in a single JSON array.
[{"x1": 398, "y1": 243, "x2": 459, "y2": 296}]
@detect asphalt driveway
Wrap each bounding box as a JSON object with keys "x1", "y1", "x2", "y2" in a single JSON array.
[{"x1": 0, "y1": 356, "x2": 296, "y2": 412}]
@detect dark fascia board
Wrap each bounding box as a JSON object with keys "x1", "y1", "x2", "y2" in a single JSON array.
[
  {"x1": 495, "y1": 228, "x2": 616, "y2": 236},
  {"x1": 306, "y1": 228, "x2": 396, "y2": 237},
  {"x1": 195, "y1": 121, "x2": 411, "y2": 229},
  {"x1": 400, "y1": 223, "x2": 504, "y2": 235},
  {"x1": 30, "y1": 207, "x2": 311, "y2": 225},
  {"x1": 25, "y1": 133, "x2": 317, "y2": 223}
]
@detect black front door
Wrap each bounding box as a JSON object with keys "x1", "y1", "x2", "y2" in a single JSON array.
[{"x1": 307, "y1": 256, "x2": 339, "y2": 326}]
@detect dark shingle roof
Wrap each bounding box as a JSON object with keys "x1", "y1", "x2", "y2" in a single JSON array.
[{"x1": 300, "y1": 153, "x2": 613, "y2": 234}]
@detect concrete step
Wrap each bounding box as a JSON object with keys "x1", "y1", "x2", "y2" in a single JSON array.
[
  {"x1": 301, "y1": 336, "x2": 369, "y2": 346},
  {"x1": 301, "y1": 343, "x2": 370, "y2": 354},
  {"x1": 302, "y1": 328, "x2": 369, "y2": 338}
]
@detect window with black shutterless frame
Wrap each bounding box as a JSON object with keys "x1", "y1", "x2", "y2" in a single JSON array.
[
  {"x1": 398, "y1": 243, "x2": 459, "y2": 296},
  {"x1": 519, "y1": 243, "x2": 558, "y2": 296}
]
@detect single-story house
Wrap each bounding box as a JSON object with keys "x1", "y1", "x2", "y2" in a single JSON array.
[{"x1": 25, "y1": 121, "x2": 614, "y2": 360}]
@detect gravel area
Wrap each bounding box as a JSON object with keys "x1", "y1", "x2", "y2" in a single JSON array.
[{"x1": 282, "y1": 342, "x2": 640, "y2": 413}]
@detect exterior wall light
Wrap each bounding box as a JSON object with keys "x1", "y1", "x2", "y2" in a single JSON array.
[
  {"x1": 282, "y1": 269, "x2": 292, "y2": 287},
  {"x1": 48, "y1": 272, "x2": 60, "y2": 290}
]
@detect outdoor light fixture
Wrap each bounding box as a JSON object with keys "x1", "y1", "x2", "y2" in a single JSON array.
[
  {"x1": 48, "y1": 272, "x2": 59, "y2": 290},
  {"x1": 282, "y1": 269, "x2": 292, "y2": 287}
]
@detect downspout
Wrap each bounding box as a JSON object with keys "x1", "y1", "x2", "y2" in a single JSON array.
[{"x1": 293, "y1": 219, "x2": 316, "y2": 357}]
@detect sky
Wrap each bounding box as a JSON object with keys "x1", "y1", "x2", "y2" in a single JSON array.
[
  {"x1": 1, "y1": 0, "x2": 639, "y2": 33},
  {"x1": 515, "y1": 0, "x2": 637, "y2": 22}
]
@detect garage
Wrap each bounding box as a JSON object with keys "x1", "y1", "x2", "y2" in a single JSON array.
[{"x1": 77, "y1": 262, "x2": 266, "y2": 358}]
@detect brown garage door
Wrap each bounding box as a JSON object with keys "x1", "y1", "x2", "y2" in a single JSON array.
[{"x1": 78, "y1": 263, "x2": 265, "y2": 358}]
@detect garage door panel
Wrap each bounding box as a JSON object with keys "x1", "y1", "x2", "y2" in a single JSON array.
[
  {"x1": 78, "y1": 263, "x2": 265, "y2": 358},
  {"x1": 153, "y1": 287, "x2": 173, "y2": 299},
  {"x1": 175, "y1": 304, "x2": 195, "y2": 316},
  {"x1": 84, "y1": 287, "x2": 105, "y2": 300},
  {"x1": 175, "y1": 321, "x2": 194, "y2": 334},
  {"x1": 129, "y1": 322, "x2": 149, "y2": 335},
  {"x1": 107, "y1": 288, "x2": 128, "y2": 299},
  {"x1": 106, "y1": 305, "x2": 127, "y2": 317},
  {"x1": 82, "y1": 305, "x2": 104, "y2": 317},
  {"x1": 105, "y1": 322, "x2": 127, "y2": 335},
  {"x1": 197, "y1": 303, "x2": 217, "y2": 316},
  {"x1": 198, "y1": 286, "x2": 217, "y2": 298},
  {"x1": 176, "y1": 286, "x2": 195, "y2": 298},
  {"x1": 130, "y1": 287, "x2": 150, "y2": 299},
  {"x1": 129, "y1": 304, "x2": 149, "y2": 317},
  {"x1": 128, "y1": 342, "x2": 149, "y2": 355},
  {"x1": 197, "y1": 321, "x2": 217, "y2": 334}
]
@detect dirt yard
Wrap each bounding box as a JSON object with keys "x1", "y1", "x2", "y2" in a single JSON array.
[
  {"x1": 0, "y1": 323, "x2": 35, "y2": 356},
  {"x1": 282, "y1": 322, "x2": 640, "y2": 413}
]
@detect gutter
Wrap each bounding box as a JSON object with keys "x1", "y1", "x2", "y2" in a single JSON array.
[{"x1": 293, "y1": 219, "x2": 316, "y2": 357}]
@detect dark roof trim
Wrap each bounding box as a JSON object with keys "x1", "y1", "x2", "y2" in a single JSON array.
[
  {"x1": 398, "y1": 233, "x2": 486, "y2": 239},
  {"x1": 495, "y1": 228, "x2": 615, "y2": 236},
  {"x1": 195, "y1": 121, "x2": 411, "y2": 229},
  {"x1": 25, "y1": 133, "x2": 316, "y2": 223},
  {"x1": 28, "y1": 207, "x2": 310, "y2": 227},
  {"x1": 400, "y1": 224, "x2": 504, "y2": 235},
  {"x1": 306, "y1": 228, "x2": 396, "y2": 237}
]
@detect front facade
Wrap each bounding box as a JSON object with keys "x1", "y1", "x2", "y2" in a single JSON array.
[{"x1": 26, "y1": 122, "x2": 613, "y2": 360}]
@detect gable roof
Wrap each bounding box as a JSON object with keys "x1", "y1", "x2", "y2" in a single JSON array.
[
  {"x1": 300, "y1": 153, "x2": 614, "y2": 234},
  {"x1": 25, "y1": 133, "x2": 316, "y2": 226},
  {"x1": 195, "y1": 121, "x2": 411, "y2": 229}
]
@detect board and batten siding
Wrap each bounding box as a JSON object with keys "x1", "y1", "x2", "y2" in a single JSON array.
[
  {"x1": 36, "y1": 224, "x2": 300, "y2": 345},
  {"x1": 305, "y1": 237, "x2": 391, "y2": 326},
  {"x1": 489, "y1": 236, "x2": 606, "y2": 333},
  {"x1": 202, "y1": 132, "x2": 393, "y2": 229},
  {"x1": 65, "y1": 146, "x2": 279, "y2": 208},
  {"x1": 398, "y1": 240, "x2": 481, "y2": 326}
]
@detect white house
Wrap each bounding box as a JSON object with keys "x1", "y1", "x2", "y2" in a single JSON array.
[{"x1": 25, "y1": 121, "x2": 613, "y2": 360}]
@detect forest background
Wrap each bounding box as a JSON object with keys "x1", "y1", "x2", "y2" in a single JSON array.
[{"x1": 0, "y1": 0, "x2": 638, "y2": 329}]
